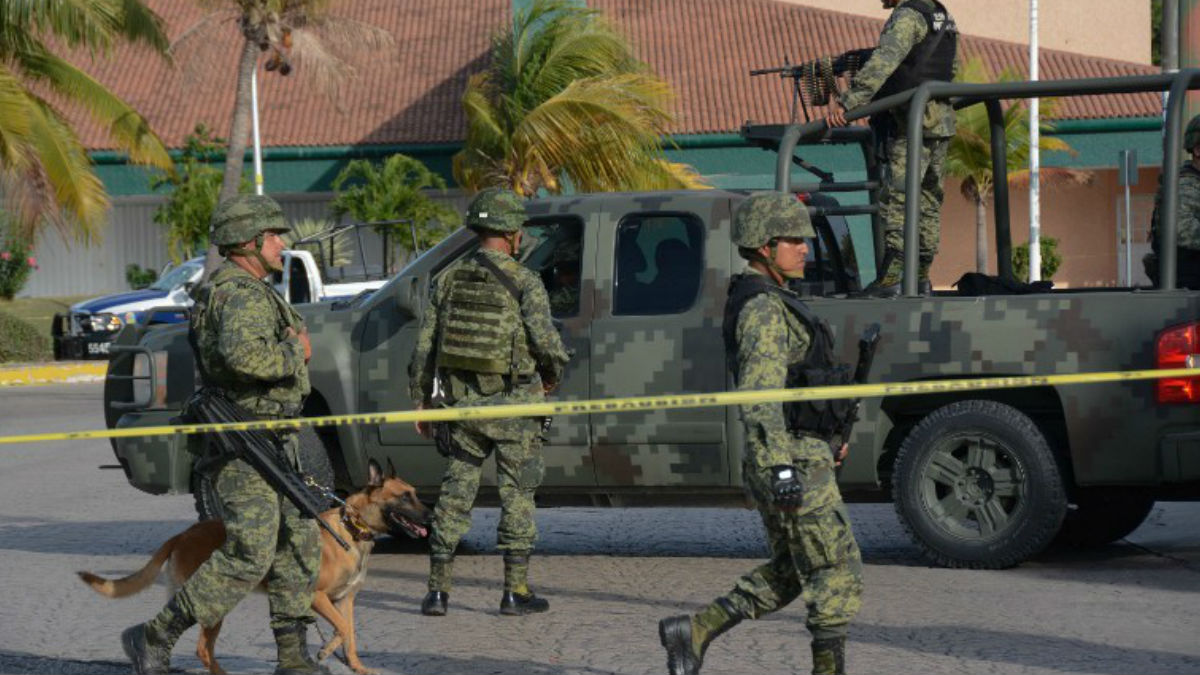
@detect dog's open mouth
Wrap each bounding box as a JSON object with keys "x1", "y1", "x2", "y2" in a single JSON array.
[{"x1": 387, "y1": 510, "x2": 429, "y2": 539}]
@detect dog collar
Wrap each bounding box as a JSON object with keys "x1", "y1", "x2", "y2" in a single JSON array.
[{"x1": 341, "y1": 507, "x2": 373, "y2": 542}]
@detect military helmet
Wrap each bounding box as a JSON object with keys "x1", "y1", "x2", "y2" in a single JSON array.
[
  {"x1": 465, "y1": 189, "x2": 525, "y2": 233},
  {"x1": 731, "y1": 192, "x2": 815, "y2": 249},
  {"x1": 210, "y1": 194, "x2": 290, "y2": 246},
  {"x1": 1185, "y1": 114, "x2": 1200, "y2": 151}
]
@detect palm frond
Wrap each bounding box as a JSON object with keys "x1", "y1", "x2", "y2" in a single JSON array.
[
  {"x1": 24, "y1": 100, "x2": 108, "y2": 242},
  {"x1": 16, "y1": 46, "x2": 171, "y2": 169}
]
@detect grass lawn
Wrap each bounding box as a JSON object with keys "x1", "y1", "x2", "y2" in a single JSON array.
[{"x1": 0, "y1": 295, "x2": 91, "y2": 337}]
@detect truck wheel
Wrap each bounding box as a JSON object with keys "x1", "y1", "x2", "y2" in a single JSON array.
[
  {"x1": 192, "y1": 470, "x2": 222, "y2": 521},
  {"x1": 892, "y1": 400, "x2": 1067, "y2": 569},
  {"x1": 191, "y1": 427, "x2": 336, "y2": 522},
  {"x1": 1053, "y1": 490, "x2": 1155, "y2": 548}
]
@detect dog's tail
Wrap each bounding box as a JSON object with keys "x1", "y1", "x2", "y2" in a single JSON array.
[{"x1": 77, "y1": 531, "x2": 181, "y2": 598}]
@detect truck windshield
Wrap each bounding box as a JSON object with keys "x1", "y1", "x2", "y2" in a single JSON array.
[{"x1": 150, "y1": 262, "x2": 201, "y2": 291}]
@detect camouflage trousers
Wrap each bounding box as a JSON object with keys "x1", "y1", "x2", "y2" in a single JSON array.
[
  {"x1": 879, "y1": 133, "x2": 950, "y2": 265},
  {"x1": 429, "y1": 417, "x2": 545, "y2": 556},
  {"x1": 718, "y1": 458, "x2": 863, "y2": 640},
  {"x1": 175, "y1": 453, "x2": 320, "y2": 630}
]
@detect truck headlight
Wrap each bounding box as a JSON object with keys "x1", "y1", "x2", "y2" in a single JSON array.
[{"x1": 90, "y1": 313, "x2": 124, "y2": 332}]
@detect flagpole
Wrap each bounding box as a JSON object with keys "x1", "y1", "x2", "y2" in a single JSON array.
[{"x1": 1028, "y1": 0, "x2": 1041, "y2": 282}]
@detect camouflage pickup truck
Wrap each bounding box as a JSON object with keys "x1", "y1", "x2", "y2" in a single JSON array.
[{"x1": 103, "y1": 74, "x2": 1200, "y2": 569}]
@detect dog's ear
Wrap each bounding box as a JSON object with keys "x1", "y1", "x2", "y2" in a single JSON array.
[
  {"x1": 386, "y1": 458, "x2": 397, "y2": 479},
  {"x1": 367, "y1": 462, "x2": 383, "y2": 487}
]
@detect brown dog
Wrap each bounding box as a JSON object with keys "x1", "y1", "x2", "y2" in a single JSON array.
[{"x1": 79, "y1": 463, "x2": 430, "y2": 675}]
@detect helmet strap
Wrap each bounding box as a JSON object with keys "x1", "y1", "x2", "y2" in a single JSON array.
[{"x1": 226, "y1": 234, "x2": 280, "y2": 276}]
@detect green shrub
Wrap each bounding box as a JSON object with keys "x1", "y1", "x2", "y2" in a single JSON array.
[
  {"x1": 1012, "y1": 236, "x2": 1062, "y2": 281},
  {"x1": 0, "y1": 309, "x2": 51, "y2": 362},
  {"x1": 0, "y1": 239, "x2": 38, "y2": 300},
  {"x1": 125, "y1": 263, "x2": 158, "y2": 290}
]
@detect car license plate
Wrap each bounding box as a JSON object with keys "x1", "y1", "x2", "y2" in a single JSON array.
[{"x1": 87, "y1": 341, "x2": 111, "y2": 355}]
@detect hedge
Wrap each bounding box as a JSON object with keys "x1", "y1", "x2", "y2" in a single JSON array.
[{"x1": 0, "y1": 308, "x2": 51, "y2": 362}]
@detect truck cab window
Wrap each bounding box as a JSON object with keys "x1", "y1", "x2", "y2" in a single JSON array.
[
  {"x1": 614, "y1": 213, "x2": 704, "y2": 315},
  {"x1": 521, "y1": 217, "x2": 584, "y2": 318}
]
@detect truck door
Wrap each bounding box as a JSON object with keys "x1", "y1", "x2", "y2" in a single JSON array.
[{"x1": 588, "y1": 195, "x2": 734, "y2": 486}]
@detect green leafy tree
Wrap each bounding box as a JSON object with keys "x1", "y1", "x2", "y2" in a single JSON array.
[
  {"x1": 1152, "y1": 0, "x2": 1162, "y2": 66},
  {"x1": 0, "y1": 0, "x2": 173, "y2": 244},
  {"x1": 454, "y1": 0, "x2": 706, "y2": 196},
  {"x1": 282, "y1": 217, "x2": 353, "y2": 277},
  {"x1": 150, "y1": 124, "x2": 245, "y2": 263},
  {"x1": 173, "y1": 0, "x2": 394, "y2": 276},
  {"x1": 1012, "y1": 236, "x2": 1062, "y2": 280},
  {"x1": 945, "y1": 57, "x2": 1092, "y2": 275},
  {"x1": 330, "y1": 154, "x2": 460, "y2": 270}
]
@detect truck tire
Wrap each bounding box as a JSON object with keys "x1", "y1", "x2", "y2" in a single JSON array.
[
  {"x1": 892, "y1": 400, "x2": 1067, "y2": 569},
  {"x1": 1053, "y1": 490, "x2": 1155, "y2": 548},
  {"x1": 191, "y1": 427, "x2": 337, "y2": 522}
]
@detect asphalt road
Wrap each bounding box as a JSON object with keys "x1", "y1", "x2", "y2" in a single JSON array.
[{"x1": 0, "y1": 383, "x2": 1197, "y2": 675}]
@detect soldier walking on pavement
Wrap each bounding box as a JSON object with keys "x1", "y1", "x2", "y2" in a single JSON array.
[
  {"x1": 827, "y1": 0, "x2": 958, "y2": 296},
  {"x1": 1145, "y1": 113, "x2": 1200, "y2": 290},
  {"x1": 659, "y1": 193, "x2": 863, "y2": 675},
  {"x1": 120, "y1": 194, "x2": 328, "y2": 675},
  {"x1": 409, "y1": 189, "x2": 571, "y2": 617}
]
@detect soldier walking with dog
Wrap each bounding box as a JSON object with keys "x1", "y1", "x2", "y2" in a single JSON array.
[
  {"x1": 120, "y1": 194, "x2": 329, "y2": 675},
  {"x1": 409, "y1": 188, "x2": 571, "y2": 617},
  {"x1": 826, "y1": 0, "x2": 958, "y2": 296},
  {"x1": 658, "y1": 193, "x2": 863, "y2": 675}
]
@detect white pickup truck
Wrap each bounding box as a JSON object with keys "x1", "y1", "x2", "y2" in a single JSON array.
[{"x1": 53, "y1": 249, "x2": 385, "y2": 360}]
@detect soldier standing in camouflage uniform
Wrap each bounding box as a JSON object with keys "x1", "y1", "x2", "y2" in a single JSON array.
[
  {"x1": 1146, "y1": 113, "x2": 1200, "y2": 289},
  {"x1": 828, "y1": 0, "x2": 958, "y2": 295},
  {"x1": 409, "y1": 189, "x2": 571, "y2": 616},
  {"x1": 121, "y1": 194, "x2": 327, "y2": 675},
  {"x1": 659, "y1": 193, "x2": 863, "y2": 675}
]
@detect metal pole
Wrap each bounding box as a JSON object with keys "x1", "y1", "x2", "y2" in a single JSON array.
[
  {"x1": 1028, "y1": 0, "x2": 1041, "y2": 282},
  {"x1": 1124, "y1": 176, "x2": 1133, "y2": 286},
  {"x1": 251, "y1": 69, "x2": 264, "y2": 196}
]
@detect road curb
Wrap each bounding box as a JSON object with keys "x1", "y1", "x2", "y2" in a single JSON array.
[{"x1": 0, "y1": 362, "x2": 105, "y2": 387}]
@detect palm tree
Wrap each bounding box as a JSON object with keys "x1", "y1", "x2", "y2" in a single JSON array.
[
  {"x1": 454, "y1": 0, "x2": 707, "y2": 196},
  {"x1": 173, "y1": 0, "x2": 393, "y2": 273},
  {"x1": 0, "y1": 0, "x2": 173, "y2": 244},
  {"x1": 946, "y1": 57, "x2": 1092, "y2": 273}
]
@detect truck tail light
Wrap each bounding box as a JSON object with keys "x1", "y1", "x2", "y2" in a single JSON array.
[{"x1": 1157, "y1": 322, "x2": 1200, "y2": 404}]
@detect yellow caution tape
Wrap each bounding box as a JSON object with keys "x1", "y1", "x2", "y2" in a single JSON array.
[{"x1": 1, "y1": 367, "x2": 1198, "y2": 446}]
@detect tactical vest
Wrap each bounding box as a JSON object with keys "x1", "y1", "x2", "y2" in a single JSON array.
[
  {"x1": 722, "y1": 274, "x2": 854, "y2": 439},
  {"x1": 875, "y1": 0, "x2": 958, "y2": 101},
  {"x1": 435, "y1": 253, "x2": 534, "y2": 376}
]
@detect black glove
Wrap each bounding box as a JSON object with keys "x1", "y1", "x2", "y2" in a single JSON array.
[{"x1": 766, "y1": 464, "x2": 804, "y2": 507}]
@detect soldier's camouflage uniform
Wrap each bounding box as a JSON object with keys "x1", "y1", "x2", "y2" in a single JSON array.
[
  {"x1": 841, "y1": 0, "x2": 957, "y2": 284},
  {"x1": 726, "y1": 270, "x2": 863, "y2": 632},
  {"x1": 1147, "y1": 162, "x2": 1200, "y2": 289},
  {"x1": 182, "y1": 260, "x2": 318, "y2": 630},
  {"x1": 409, "y1": 246, "x2": 570, "y2": 594},
  {"x1": 122, "y1": 194, "x2": 324, "y2": 675}
]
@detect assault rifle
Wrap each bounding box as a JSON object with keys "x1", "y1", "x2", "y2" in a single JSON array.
[
  {"x1": 835, "y1": 323, "x2": 882, "y2": 458},
  {"x1": 750, "y1": 48, "x2": 875, "y2": 122},
  {"x1": 182, "y1": 388, "x2": 351, "y2": 550}
]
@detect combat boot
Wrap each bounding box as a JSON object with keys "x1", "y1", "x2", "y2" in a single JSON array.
[
  {"x1": 272, "y1": 622, "x2": 331, "y2": 675},
  {"x1": 421, "y1": 553, "x2": 453, "y2": 616},
  {"x1": 499, "y1": 552, "x2": 549, "y2": 615},
  {"x1": 811, "y1": 636, "x2": 847, "y2": 675},
  {"x1": 658, "y1": 599, "x2": 742, "y2": 675},
  {"x1": 861, "y1": 250, "x2": 903, "y2": 298},
  {"x1": 121, "y1": 597, "x2": 194, "y2": 675}
]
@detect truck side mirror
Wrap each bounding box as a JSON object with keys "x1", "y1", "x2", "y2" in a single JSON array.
[{"x1": 394, "y1": 275, "x2": 421, "y2": 318}]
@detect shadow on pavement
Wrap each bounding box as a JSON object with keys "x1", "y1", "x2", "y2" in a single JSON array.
[{"x1": 854, "y1": 622, "x2": 1200, "y2": 673}]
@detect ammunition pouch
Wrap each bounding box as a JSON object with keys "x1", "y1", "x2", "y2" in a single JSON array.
[
  {"x1": 784, "y1": 363, "x2": 856, "y2": 440},
  {"x1": 433, "y1": 422, "x2": 484, "y2": 467}
]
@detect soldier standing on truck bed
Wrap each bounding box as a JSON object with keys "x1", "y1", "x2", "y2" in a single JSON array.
[
  {"x1": 658, "y1": 192, "x2": 863, "y2": 675},
  {"x1": 1145, "y1": 113, "x2": 1200, "y2": 290},
  {"x1": 826, "y1": 0, "x2": 958, "y2": 296},
  {"x1": 120, "y1": 194, "x2": 328, "y2": 675},
  {"x1": 409, "y1": 188, "x2": 571, "y2": 617}
]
